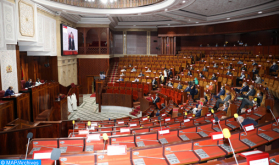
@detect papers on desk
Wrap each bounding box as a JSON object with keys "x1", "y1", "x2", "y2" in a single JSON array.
[
  {"x1": 87, "y1": 134, "x2": 101, "y2": 141},
  {"x1": 33, "y1": 150, "x2": 52, "y2": 159},
  {"x1": 14, "y1": 93, "x2": 22, "y2": 96},
  {"x1": 237, "y1": 97, "x2": 244, "y2": 100},
  {"x1": 107, "y1": 145, "x2": 127, "y2": 155}
]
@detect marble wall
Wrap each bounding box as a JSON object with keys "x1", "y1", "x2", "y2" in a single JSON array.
[
  {"x1": 57, "y1": 56, "x2": 77, "y2": 86},
  {"x1": 0, "y1": 45, "x2": 18, "y2": 92}
]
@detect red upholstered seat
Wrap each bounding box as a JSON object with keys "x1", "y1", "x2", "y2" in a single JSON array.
[
  {"x1": 106, "y1": 89, "x2": 113, "y2": 93},
  {"x1": 113, "y1": 89, "x2": 119, "y2": 94},
  {"x1": 0, "y1": 91, "x2": 5, "y2": 98},
  {"x1": 120, "y1": 89, "x2": 126, "y2": 94},
  {"x1": 132, "y1": 90, "x2": 138, "y2": 101},
  {"x1": 20, "y1": 80, "x2": 26, "y2": 89},
  {"x1": 126, "y1": 89, "x2": 132, "y2": 95},
  {"x1": 120, "y1": 83, "x2": 125, "y2": 87},
  {"x1": 132, "y1": 84, "x2": 137, "y2": 88},
  {"x1": 40, "y1": 80, "x2": 45, "y2": 83},
  {"x1": 107, "y1": 83, "x2": 113, "y2": 87},
  {"x1": 126, "y1": 83, "x2": 131, "y2": 88},
  {"x1": 161, "y1": 88, "x2": 166, "y2": 94},
  {"x1": 143, "y1": 84, "x2": 149, "y2": 95},
  {"x1": 114, "y1": 83, "x2": 120, "y2": 87},
  {"x1": 71, "y1": 83, "x2": 76, "y2": 88},
  {"x1": 138, "y1": 84, "x2": 143, "y2": 89}
]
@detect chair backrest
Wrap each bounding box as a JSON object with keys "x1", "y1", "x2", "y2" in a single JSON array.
[
  {"x1": 0, "y1": 90, "x2": 5, "y2": 98},
  {"x1": 71, "y1": 83, "x2": 76, "y2": 88},
  {"x1": 21, "y1": 80, "x2": 26, "y2": 89}
]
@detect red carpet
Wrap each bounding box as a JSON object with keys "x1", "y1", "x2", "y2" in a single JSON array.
[{"x1": 90, "y1": 93, "x2": 96, "y2": 97}]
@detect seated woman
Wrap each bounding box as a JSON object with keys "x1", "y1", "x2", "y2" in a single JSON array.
[
  {"x1": 145, "y1": 68, "x2": 151, "y2": 72},
  {"x1": 120, "y1": 68, "x2": 126, "y2": 72},
  {"x1": 159, "y1": 73, "x2": 164, "y2": 84},
  {"x1": 35, "y1": 78, "x2": 42, "y2": 86},
  {"x1": 120, "y1": 72, "x2": 125, "y2": 76}
]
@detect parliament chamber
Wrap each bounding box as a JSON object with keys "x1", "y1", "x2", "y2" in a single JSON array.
[{"x1": 1, "y1": 0, "x2": 279, "y2": 165}]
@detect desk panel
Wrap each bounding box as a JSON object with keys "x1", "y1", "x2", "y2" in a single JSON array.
[
  {"x1": 102, "y1": 93, "x2": 133, "y2": 108},
  {"x1": 0, "y1": 101, "x2": 14, "y2": 129}
]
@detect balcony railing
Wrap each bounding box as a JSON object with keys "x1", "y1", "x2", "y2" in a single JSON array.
[{"x1": 78, "y1": 47, "x2": 108, "y2": 55}]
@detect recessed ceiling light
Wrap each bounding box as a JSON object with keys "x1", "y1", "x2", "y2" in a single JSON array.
[
  {"x1": 138, "y1": 13, "x2": 141, "y2": 15},
  {"x1": 196, "y1": 22, "x2": 199, "y2": 23},
  {"x1": 227, "y1": 18, "x2": 230, "y2": 20},
  {"x1": 182, "y1": 0, "x2": 185, "y2": 3},
  {"x1": 189, "y1": 19, "x2": 191, "y2": 21},
  {"x1": 133, "y1": 25, "x2": 136, "y2": 26},
  {"x1": 101, "y1": 0, "x2": 107, "y2": 3},
  {"x1": 258, "y1": 11, "x2": 262, "y2": 14},
  {"x1": 165, "y1": 9, "x2": 168, "y2": 11},
  {"x1": 110, "y1": 0, "x2": 113, "y2": 2},
  {"x1": 168, "y1": 24, "x2": 170, "y2": 26}
]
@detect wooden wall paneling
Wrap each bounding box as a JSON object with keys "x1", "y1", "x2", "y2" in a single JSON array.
[
  {"x1": 16, "y1": 45, "x2": 22, "y2": 91},
  {"x1": 113, "y1": 31, "x2": 123, "y2": 54},
  {"x1": 0, "y1": 101, "x2": 14, "y2": 129},
  {"x1": 126, "y1": 31, "x2": 147, "y2": 54},
  {"x1": 0, "y1": 65, "x2": 2, "y2": 91},
  {"x1": 107, "y1": 28, "x2": 110, "y2": 54},
  {"x1": 164, "y1": 37, "x2": 167, "y2": 55},
  {"x1": 174, "y1": 37, "x2": 176, "y2": 55},
  {"x1": 150, "y1": 31, "x2": 160, "y2": 54},
  {"x1": 161, "y1": 37, "x2": 163, "y2": 54}
]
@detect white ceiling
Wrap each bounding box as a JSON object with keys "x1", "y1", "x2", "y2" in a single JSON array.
[{"x1": 35, "y1": 0, "x2": 279, "y2": 28}]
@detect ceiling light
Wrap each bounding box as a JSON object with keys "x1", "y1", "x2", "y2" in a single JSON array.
[
  {"x1": 168, "y1": 24, "x2": 170, "y2": 26},
  {"x1": 258, "y1": 11, "x2": 262, "y2": 14},
  {"x1": 133, "y1": 25, "x2": 136, "y2": 26},
  {"x1": 101, "y1": 0, "x2": 107, "y2": 3},
  {"x1": 182, "y1": 0, "x2": 185, "y2": 3},
  {"x1": 196, "y1": 22, "x2": 199, "y2": 23},
  {"x1": 227, "y1": 18, "x2": 230, "y2": 20},
  {"x1": 138, "y1": 13, "x2": 141, "y2": 15},
  {"x1": 110, "y1": 0, "x2": 113, "y2": 2},
  {"x1": 165, "y1": 9, "x2": 168, "y2": 11}
]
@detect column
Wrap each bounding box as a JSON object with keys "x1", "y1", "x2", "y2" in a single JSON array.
[
  {"x1": 123, "y1": 31, "x2": 127, "y2": 55},
  {"x1": 147, "y1": 31, "x2": 151, "y2": 55}
]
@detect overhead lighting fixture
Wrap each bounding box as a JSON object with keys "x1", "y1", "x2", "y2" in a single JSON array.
[
  {"x1": 182, "y1": 0, "x2": 185, "y2": 3},
  {"x1": 110, "y1": 0, "x2": 113, "y2": 2},
  {"x1": 138, "y1": 13, "x2": 141, "y2": 15},
  {"x1": 168, "y1": 24, "x2": 170, "y2": 26},
  {"x1": 196, "y1": 22, "x2": 199, "y2": 23},
  {"x1": 165, "y1": 9, "x2": 168, "y2": 11},
  {"x1": 101, "y1": 0, "x2": 107, "y2": 3},
  {"x1": 133, "y1": 25, "x2": 136, "y2": 26},
  {"x1": 258, "y1": 11, "x2": 262, "y2": 14},
  {"x1": 227, "y1": 18, "x2": 230, "y2": 20}
]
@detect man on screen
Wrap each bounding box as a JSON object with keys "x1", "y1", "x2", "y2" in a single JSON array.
[{"x1": 68, "y1": 32, "x2": 75, "y2": 50}]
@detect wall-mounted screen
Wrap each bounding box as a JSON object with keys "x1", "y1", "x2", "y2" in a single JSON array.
[{"x1": 61, "y1": 24, "x2": 78, "y2": 55}]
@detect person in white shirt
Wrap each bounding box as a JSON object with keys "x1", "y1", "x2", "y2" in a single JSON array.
[
  {"x1": 163, "y1": 69, "x2": 168, "y2": 84},
  {"x1": 35, "y1": 78, "x2": 42, "y2": 86},
  {"x1": 131, "y1": 67, "x2": 137, "y2": 72},
  {"x1": 100, "y1": 72, "x2": 106, "y2": 80},
  {"x1": 121, "y1": 68, "x2": 126, "y2": 72},
  {"x1": 167, "y1": 81, "x2": 173, "y2": 87},
  {"x1": 255, "y1": 75, "x2": 262, "y2": 84},
  {"x1": 121, "y1": 72, "x2": 125, "y2": 76},
  {"x1": 146, "y1": 68, "x2": 151, "y2": 72},
  {"x1": 134, "y1": 77, "x2": 139, "y2": 82}
]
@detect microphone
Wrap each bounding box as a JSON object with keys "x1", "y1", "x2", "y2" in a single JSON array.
[
  {"x1": 102, "y1": 133, "x2": 109, "y2": 159},
  {"x1": 158, "y1": 116, "x2": 162, "y2": 133},
  {"x1": 234, "y1": 114, "x2": 247, "y2": 136},
  {"x1": 25, "y1": 132, "x2": 33, "y2": 160},
  {"x1": 72, "y1": 120, "x2": 75, "y2": 137},
  {"x1": 87, "y1": 121, "x2": 91, "y2": 129},
  {"x1": 267, "y1": 106, "x2": 278, "y2": 126},
  {"x1": 50, "y1": 148, "x2": 61, "y2": 165},
  {"x1": 270, "y1": 158, "x2": 279, "y2": 165},
  {"x1": 214, "y1": 116, "x2": 223, "y2": 131},
  {"x1": 223, "y1": 128, "x2": 239, "y2": 165}
]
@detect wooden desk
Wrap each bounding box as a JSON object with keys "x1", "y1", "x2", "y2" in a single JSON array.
[
  {"x1": 0, "y1": 101, "x2": 14, "y2": 129},
  {"x1": 50, "y1": 97, "x2": 68, "y2": 121},
  {"x1": 2, "y1": 93, "x2": 30, "y2": 121},
  {"x1": 102, "y1": 93, "x2": 133, "y2": 108},
  {"x1": 140, "y1": 98, "x2": 153, "y2": 111}
]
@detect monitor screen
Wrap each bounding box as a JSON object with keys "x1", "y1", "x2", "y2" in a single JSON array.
[{"x1": 61, "y1": 24, "x2": 78, "y2": 55}]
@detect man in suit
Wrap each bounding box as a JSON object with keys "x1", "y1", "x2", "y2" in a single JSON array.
[
  {"x1": 152, "y1": 94, "x2": 160, "y2": 109},
  {"x1": 252, "y1": 66, "x2": 258, "y2": 79},
  {"x1": 199, "y1": 72, "x2": 205, "y2": 78},
  {"x1": 68, "y1": 32, "x2": 75, "y2": 50},
  {"x1": 226, "y1": 64, "x2": 233, "y2": 69},
  {"x1": 138, "y1": 72, "x2": 144, "y2": 77},
  {"x1": 234, "y1": 82, "x2": 249, "y2": 94},
  {"x1": 25, "y1": 79, "x2": 32, "y2": 88},
  {"x1": 220, "y1": 102, "x2": 229, "y2": 113},
  {"x1": 167, "y1": 81, "x2": 173, "y2": 87},
  {"x1": 189, "y1": 66, "x2": 194, "y2": 70},
  {"x1": 270, "y1": 62, "x2": 278, "y2": 73},
  {"x1": 184, "y1": 85, "x2": 191, "y2": 92},
  {"x1": 226, "y1": 70, "x2": 233, "y2": 75},
  {"x1": 237, "y1": 116, "x2": 258, "y2": 127},
  {"x1": 187, "y1": 71, "x2": 192, "y2": 76},
  {"x1": 4, "y1": 86, "x2": 15, "y2": 97},
  {"x1": 168, "y1": 69, "x2": 173, "y2": 79},
  {"x1": 214, "y1": 86, "x2": 225, "y2": 99},
  {"x1": 236, "y1": 72, "x2": 245, "y2": 86},
  {"x1": 152, "y1": 78, "x2": 157, "y2": 90},
  {"x1": 242, "y1": 85, "x2": 256, "y2": 98},
  {"x1": 211, "y1": 73, "x2": 217, "y2": 80},
  {"x1": 255, "y1": 74, "x2": 262, "y2": 84},
  {"x1": 176, "y1": 82, "x2": 183, "y2": 89},
  {"x1": 190, "y1": 84, "x2": 197, "y2": 102},
  {"x1": 118, "y1": 76, "x2": 124, "y2": 82},
  {"x1": 216, "y1": 92, "x2": 231, "y2": 108},
  {"x1": 240, "y1": 65, "x2": 247, "y2": 71},
  {"x1": 202, "y1": 66, "x2": 208, "y2": 72},
  {"x1": 238, "y1": 92, "x2": 263, "y2": 111},
  {"x1": 195, "y1": 104, "x2": 203, "y2": 117}
]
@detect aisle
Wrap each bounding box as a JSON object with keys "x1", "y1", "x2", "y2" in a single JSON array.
[{"x1": 68, "y1": 94, "x2": 136, "y2": 121}]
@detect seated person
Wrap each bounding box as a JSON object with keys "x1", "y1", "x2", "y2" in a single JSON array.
[
  {"x1": 138, "y1": 72, "x2": 144, "y2": 77},
  {"x1": 237, "y1": 116, "x2": 258, "y2": 127},
  {"x1": 35, "y1": 78, "x2": 42, "y2": 86},
  {"x1": 159, "y1": 73, "x2": 164, "y2": 84},
  {"x1": 194, "y1": 104, "x2": 203, "y2": 117},
  {"x1": 270, "y1": 62, "x2": 278, "y2": 73},
  {"x1": 240, "y1": 65, "x2": 247, "y2": 71},
  {"x1": 184, "y1": 85, "x2": 191, "y2": 92},
  {"x1": 241, "y1": 85, "x2": 256, "y2": 98},
  {"x1": 152, "y1": 94, "x2": 160, "y2": 109},
  {"x1": 202, "y1": 66, "x2": 208, "y2": 72},
  {"x1": 118, "y1": 76, "x2": 124, "y2": 81},
  {"x1": 199, "y1": 72, "x2": 205, "y2": 78},
  {"x1": 211, "y1": 73, "x2": 217, "y2": 80},
  {"x1": 100, "y1": 72, "x2": 106, "y2": 80},
  {"x1": 239, "y1": 92, "x2": 263, "y2": 111},
  {"x1": 167, "y1": 80, "x2": 173, "y2": 87},
  {"x1": 252, "y1": 61, "x2": 258, "y2": 66},
  {"x1": 255, "y1": 74, "x2": 262, "y2": 84},
  {"x1": 131, "y1": 67, "x2": 137, "y2": 72},
  {"x1": 145, "y1": 68, "x2": 151, "y2": 72},
  {"x1": 120, "y1": 72, "x2": 125, "y2": 76},
  {"x1": 220, "y1": 102, "x2": 229, "y2": 113},
  {"x1": 174, "y1": 74, "x2": 180, "y2": 81},
  {"x1": 226, "y1": 64, "x2": 233, "y2": 69},
  {"x1": 134, "y1": 77, "x2": 140, "y2": 82},
  {"x1": 4, "y1": 86, "x2": 15, "y2": 96},
  {"x1": 189, "y1": 84, "x2": 197, "y2": 102},
  {"x1": 224, "y1": 56, "x2": 228, "y2": 59},
  {"x1": 237, "y1": 60, "x2": 244, "y2": 65},
  {"x1": 234, "y1": 82, "x2": 249, "y2": 94},
  {"x1": 155, "y1": 110, "x2": 160, "y2": 117},
  {"x1": 216, "y1": 92, "x2": 231, "y2": 108},
  {"x1": 207, "y1": 82, "x2": 214, "y2": 91},
  {"x1": 236, "y1": 72, "x2": 245, "y2": 86},
  {"x1": 252, "y1": 66, "x2": 258, "y2": 79},
  {"x1": 120, "y1": 68, "x2": 126, "y2": 72},
  {"x1": 152, "y1": 78, "x2": 157, "y2": 89},
  {"x1": 176, "y1": 82, "x2": 183, "y2": 89},
  {"x1": 213, "y1": 63, "x2": 218, "y2": 68},
  {"x1": 168, "y1": 69, "x2": 173, "y2": 78},
  {"x1": 226, "y1": 70, "x2": 233, "y2": 75},
  {"x1": 187, "y1": 71, "x2": 192, "y2": 76},
  {"x1": 128, "y1": 64, "x2": 132, "y2": 67},
  {"x1": 25, "y1": 79, "x2": 32, "y2": 88},
  {"x1": 189, "y1": 66, "x2": 194, "y2": 70},
  {"x1": 214, "y1": 86, "x2": 225, "y2": 99}
]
